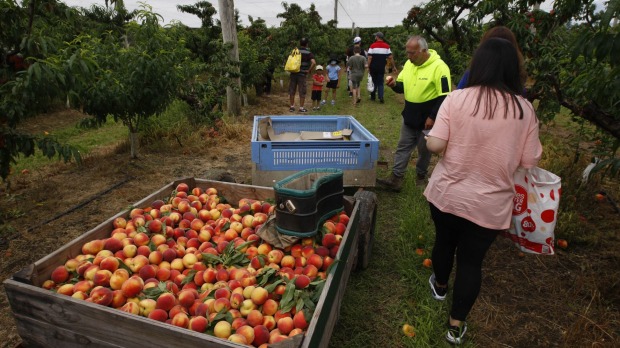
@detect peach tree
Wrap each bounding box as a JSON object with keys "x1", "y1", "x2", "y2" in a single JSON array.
[{"x1": 404, "y1": 0, "x2": 619, "y2": 176}]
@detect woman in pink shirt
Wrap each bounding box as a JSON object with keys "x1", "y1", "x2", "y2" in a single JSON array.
[{"x1": 423, "y1": 38, "x2": 542, "y2": 344}]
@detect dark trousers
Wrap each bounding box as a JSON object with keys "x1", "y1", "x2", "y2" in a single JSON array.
[
  {"x1": 429, "y1": 203, "x2": 499, "y2": 321},
  {"x1": 369, "y1": 70, "x2": 384, "y2": 100}
]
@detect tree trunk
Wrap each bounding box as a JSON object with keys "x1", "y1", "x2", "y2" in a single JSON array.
[
  {"x1": 129, "y1": 132, "x2": 139, "y2": 159},
  {"x1": 218, "y1": 0, "x2": 242, "y2": 117}
]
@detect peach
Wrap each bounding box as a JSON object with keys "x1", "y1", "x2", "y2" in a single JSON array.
[
  {"x1": 56, "y1": 283, "x2": 75, "y2": 296},
  {"x1": 236, "y1": 324, "x2": 255, "y2": 344},
  {"x1": 289, "y1": 328, "x2": 304, "y2": 337},
  {"x1": 294, "y1": 275, "x2": 311, "y2": 289},
  {"x1": 228, "y1": 334, "x2": 248, "y2": 344},
  {"x1": 89, "y1": 286, "x2": 113, "y2": 306},
  {"x1": 119, "y1": 301, "x2": 140, "y2": 315},
  {"x1": 138, "y1": 264, "x2": 157, "y2": 281},
  {"x1": 307, "y1": 254, "x2": 323, "y2": 270},
  {"x1": 240, "y1": 299, "x2": 257, "y2": 316},
  {"x1": 277, "y1": 316, "x2": 295, "y2": 335},
  {"x1": 93, "y1": 269, "x2": 112, "y2": 287},
  {"x1": 250, "y1": 286, "x2": 269, "y2": 305},
  {"x1": 213, "y1": 320, "x2": 232, "y2": 339},
  {"x1": 253, "y1": 325, "x2": 270, "y2": 346},
  {"x1": 139, "y1": 298, "x2": 157, "y2": 317},
  {"x1": 246, "y1": 309, "x2": 264, "y2": 327},
  {"x1": 263, "y1": 315, "x2": 277, "y2": 330},
  {"x1": 51, "y1": 265, "x2": 70, "y2": 284},
  {"x1": 261, "y1": 299, "x2": 279, "y2": 316},
  {"x1": 148, "y1": 308, "x2": 168, "y2": 322},
  {"x1": 267, "y1": 249, "x2": 285, "y2": 264},
  {"x1": 111, "y1": 290, "x2": 127, "y2": 308},
  {"x1": 213, "y1": 297, "x2": 231, "y2": 313},
  {"x1": 188, "y1": 315, "x2": 208, "y2": 332},
  {"x1": 257, "y1": 243, "x2": 272, "y2": 255},
  {"x1": 171, "y1": 312, "x2": 190, "y2": 328},
  {"x1": 109, "y1": 269, "x2": 129, "y2": 290},
  {"x1": 82, "y1": 239, "x2": 105, "y2": 255},
  {"x1": 169, "y1": 304, "x2": 188, "y2": 319},
  {"x1": 121, "y1": 276, "x2": 144, "y2": 298},
  {"x1": 303, "y1": 264, "x2": 319, "y2": 278},
  {"x1": 293, "y1": 310, "x2": 309, "y2": 329}
]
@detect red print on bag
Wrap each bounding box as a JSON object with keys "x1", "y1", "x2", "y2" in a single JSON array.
[
  {"x1": 541, "y1": 209, "x2": 555, "y2": 223},
  {"x1": 521, "y1": 216, "x2": 536, "y2": 232},
  {"x1": 513, "y1": 184, "x2": 527, "y2": 215}
]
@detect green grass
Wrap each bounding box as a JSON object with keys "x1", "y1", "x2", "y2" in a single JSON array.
[{"x1": 14, "y1": 115, "x2": 127, "y2": 173}]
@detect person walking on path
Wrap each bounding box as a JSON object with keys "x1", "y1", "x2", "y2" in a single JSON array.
[
  {"x1": 424, "y1": 38, "x2": 542, "y2": 345},
  {"x1": 346, "y1": 36, "x2": 367, "y2": 97},
  {"x1": 377, "y1": 36, "x2": 451, "y2": 191},
  {"x1": 346, "y1": 46, "x2": 367, "y2": 106},
  {"x1": 311, "y1": 65, "x2": 325, "y2": 110},
  {"x1": 367, "y1": 32, "x2": 397, "y2": 103},
  {"x1": 288, "y1": 38, "x2": 316, "y2": 113},
  {"x1": 325, "y1": 59, "x2": 342, "y2": 106}
]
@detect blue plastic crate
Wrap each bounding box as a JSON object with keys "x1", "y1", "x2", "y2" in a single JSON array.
[{"x1": 251, "y1": 115, "x2": 379, "y2": 172}]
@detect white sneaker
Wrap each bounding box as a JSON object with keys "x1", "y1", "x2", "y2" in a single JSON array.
[{"x1": 331, "y1": 100, "x2": 335, "y2": 106}]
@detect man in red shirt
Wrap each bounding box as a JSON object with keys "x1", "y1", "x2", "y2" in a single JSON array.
[{"x1": 367, "y1": 32, "x2": 397, "y2": 103}]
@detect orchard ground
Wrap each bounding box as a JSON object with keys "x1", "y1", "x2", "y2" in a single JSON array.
[{"x1": 0, "y1": 81, "x2": 618, "y2": 348}]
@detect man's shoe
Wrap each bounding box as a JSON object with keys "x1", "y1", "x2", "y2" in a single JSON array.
[
  {"x1": 416, "y1": 173, "x2": 428, "y2": 186},
  {"x1": 379, "y1": 98, "x2": 384, "y2": 104},
  {"x1": 289, "y1": 106, "x2": 295, "y2": 112},
  {"x1": 376, "y1": 174, "x2": 404, "y2": 192},
  {"x1": 299, "y1": 107, "x2": 308, "y2": 113},
  {"x1": 446, "y1": 322, "x2": 467, "y2": 345},
  {"x1": 429, "y1": 273, "x2": 447, "y2": 301}
]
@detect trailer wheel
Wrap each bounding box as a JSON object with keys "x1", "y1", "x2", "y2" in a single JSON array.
[{"x1": 353, "y1": 190, "x2": 377, "y2": 271}]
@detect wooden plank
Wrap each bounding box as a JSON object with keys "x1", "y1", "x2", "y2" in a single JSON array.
[{"x1": 4, "y1": 279, "x2": 244, "y2": 348}]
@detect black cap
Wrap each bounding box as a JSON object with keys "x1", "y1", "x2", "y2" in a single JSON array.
[{"x1": 374, "y1": 32, "x2": 384, "y2": 39}]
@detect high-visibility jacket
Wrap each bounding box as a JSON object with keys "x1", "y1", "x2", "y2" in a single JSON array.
[{"x1": 394, "y1": 50, "x2": 451, "y2": 129}]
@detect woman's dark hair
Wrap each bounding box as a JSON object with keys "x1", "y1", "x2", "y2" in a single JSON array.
[
  {"x1": 480, "y1": 26, "x2": 527, "y2": 85},
  {"x1": 466, "y1": 38, "x2": 531, "y2": 120}
]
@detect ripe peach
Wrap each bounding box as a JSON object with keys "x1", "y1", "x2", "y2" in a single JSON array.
[
  {"x1": 262, "y1": 315, "x2": 277, "y2": 331},
  {"x1": 293, "y1": 310, "x2": 309, "y2": 329},
  {"x1": 51, "y1": 265, "x2": 70, "y2": 284},
  {"x1": 148, "y1": 308, "x2": 169, "y2": 322},
  {"x1": 139, "y1": 298, "x2": 157, "y2": 317},
  {"x1": 261, "y1": 298, "x2": 279, "y2": 316},
  {"x1": 119, "y1": 301, "x2": 140, "y2": 315},
  {"x1": 121, "y1": 276, "x2": 144, "y2": 298},
  {"x1": 246, "y1": 309, "x2": 264, "y2": 327},
  {"x1": 213, "y1": 297, "x2": 231, "y2": 313},
  {"x1": 277, "y1": 316, "x2": 295, "y2": 335},
  {"x1": 236, "y1": 324, "x2": 255, "y2": 344},
  {"x1": 188, "y1": 315, "x2": 208, "y2": 332},
  {"x1": 171, "y1": 312, "x2": 190, "y2": 328},
  {"x1": 240, "y1": 299, "x2": 257, "y2": 316},
  {"x1": 213, "y1": 320, "x2": 232, "y2": 339},
  {"x1": 89, "y1": 286, "x2": 113, "y2": 306},
  {"x1": 228, "y1": 333, "x2": 248, "y2": 344},
  {"x1": 253, "y1": 325, "x2": 270, "y2": 346},
  {"x1": 93, "y1": 269, "x2": 112, "y2": 287},
  {"x1": 111, "y1": 290, "x2": 127, "y2": 308},
  {"x1": 307, "y1": 254, "x2": 323, "y2": 270},
  {"x1": 294, "y1": 275, "x2": 311, "y2": 289},
  {"x1": 250, "y1": 286, "x2": 269, "y2": 305},
  {"x1": 109, "y1": 268, "x2": 129, "y2": 290}
]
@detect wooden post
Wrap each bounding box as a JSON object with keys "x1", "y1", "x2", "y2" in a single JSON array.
[{"x1": 218, "y1": 0, "x2": 242, "y2": 117}]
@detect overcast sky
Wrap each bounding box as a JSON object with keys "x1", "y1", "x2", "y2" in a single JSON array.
[{"x1": 62, "y1": 0, "x2": 422, "y2": 28}]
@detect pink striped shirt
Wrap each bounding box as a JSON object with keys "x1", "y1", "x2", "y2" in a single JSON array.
[{"x1": 424, "y1": 88, "x2": 543, "y2": 230}]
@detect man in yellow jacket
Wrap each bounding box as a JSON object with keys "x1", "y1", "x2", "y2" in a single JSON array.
[{"x1": 377, "y1": 36, "x2": 451, "y2": 192}]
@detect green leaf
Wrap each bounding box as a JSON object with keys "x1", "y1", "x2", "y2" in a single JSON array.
[
  {"x1": 264, "y1": 279, "x2": 283, "y2": 293},
  {"x1": 201, "y1": 253, "x2": 223, "y2": 266},
  {"x1": 117, "y1": 258, "x2": 133, "y2": 274},
  {"x1": 182, "y1": 270, "x2": 198, "y2": 285}
]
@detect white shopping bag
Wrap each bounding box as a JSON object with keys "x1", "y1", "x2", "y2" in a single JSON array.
[
  {"x1": 366, "y1": 73, "x2": 374, "y2": 92},
  {"x1": 503, "y1": 167, "x2": 561, "y2": 255}
]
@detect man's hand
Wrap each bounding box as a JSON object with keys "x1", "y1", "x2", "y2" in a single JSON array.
[
  {"x1": 425, "y1": 117, "x2": 435, "y2": 129},
  {"x1": 385, "y1": 76, "x2": 396, "y2": 87}
]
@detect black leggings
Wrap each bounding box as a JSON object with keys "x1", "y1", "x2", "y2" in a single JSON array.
[{"x1": 429, "y1": 203, "x2": 499, "y2": 321}]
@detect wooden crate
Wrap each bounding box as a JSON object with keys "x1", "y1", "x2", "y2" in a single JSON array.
[{"x1": 4, "y1": 177, "x2": 369, "y2": 348}]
